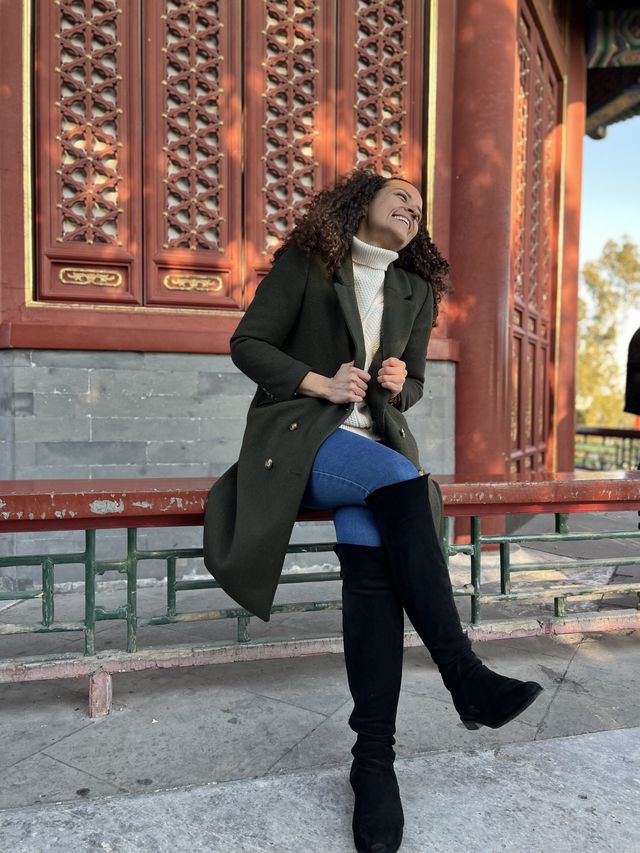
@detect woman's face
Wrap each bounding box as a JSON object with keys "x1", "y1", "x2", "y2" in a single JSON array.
[{"x1": 356, "y1": 179, "x2": 423, "y2": 252}]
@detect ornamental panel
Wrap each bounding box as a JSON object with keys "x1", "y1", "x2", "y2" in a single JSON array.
[
  {"x1": 36, "y1": 0, "x2": 141, "y2": 304},
  {"x1": 336, "y1": 0, "x2": 425, "y2": 184},
  {"x1": 143, "y1": 0, "x2": 242, "y2": 308},
  {"x1": 243, "y1": 0, "x2": 337, "y2": 304}
]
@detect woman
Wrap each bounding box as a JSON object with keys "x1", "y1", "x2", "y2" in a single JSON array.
[{"x1": 204, "y1": 170, "x2": 542, "y2": 853}]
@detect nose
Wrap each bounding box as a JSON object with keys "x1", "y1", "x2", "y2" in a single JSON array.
[{"x1": 405, "y1": 202, "x2": 420, "y2": 221}]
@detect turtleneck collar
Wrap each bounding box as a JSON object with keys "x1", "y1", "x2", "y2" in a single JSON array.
[{"x1": 351, "y1": 235, "x2": 399, "y2": 271}]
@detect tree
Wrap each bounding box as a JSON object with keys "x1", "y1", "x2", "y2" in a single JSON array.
[{"x1": 575, "y1": 237, "x2": 640, "y2": 427}]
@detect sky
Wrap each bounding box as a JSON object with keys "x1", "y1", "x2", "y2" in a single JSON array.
[
  {"x1": 580, "y1": 116, "x2": 640, "y2": 267},
  {"x1": 579, "y1": 115, "x2": 640, "y2": 375}
]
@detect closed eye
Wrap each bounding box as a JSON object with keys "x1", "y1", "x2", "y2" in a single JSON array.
[{"x1": 395, "y1": 191, "x2": 422, "y2": 217}]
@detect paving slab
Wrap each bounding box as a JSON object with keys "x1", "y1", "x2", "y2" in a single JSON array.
[{"x1": 1, "y1": 727, "x2": 638, "y2": 853}]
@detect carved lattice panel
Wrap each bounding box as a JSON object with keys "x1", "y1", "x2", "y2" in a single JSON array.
[
  {"x1": 35, "y1": 0, "x2": 430, "y2": 316},
  {"x1": 36, "y1": 0, "x2": 141, "y2": 304},
  {"x1": 336, "y1": 0, "x2": 425, "y2": 184},
  {"x1": 143, "y1": 0, "x2": 242, "y2": 308},
  {"x1": 509, "y1": 2, "x2": 561, "y2": 474},
  {"x1": 243, "y1": 0, "x2": 337, "y2": 304}
]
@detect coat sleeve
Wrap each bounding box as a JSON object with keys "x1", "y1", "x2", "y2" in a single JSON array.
[
  {"x1": 230, "y1": 248, "x2": 315, "y2": 401},
  {"x1": 394, "y1": 279, "x2": 434, "y2": 413}
]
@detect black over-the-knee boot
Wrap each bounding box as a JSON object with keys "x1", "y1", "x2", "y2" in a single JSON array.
[
  {"x1": 336, "y1": 543, "x2": 405, "y2": 853},
  {"x1": 365, "y1": 476, "x2": 543, "y2": 730}
]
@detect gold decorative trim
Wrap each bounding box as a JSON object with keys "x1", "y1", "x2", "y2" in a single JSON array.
[
  {"x1": 59, "y1": 267, "x2": 123, "y2": 287},
  {"x1": 551, "y1": 73, "x2": 568, "y2": 474},
  {"x1": 425, "y1": 0, "x2": 439, "y2": 237},
  {"x1": 162, "y1": 273, "x2": 224, "y2": 293},
  {"x1": 23, "y1": 0, "x2": 34, "y2": 305}
]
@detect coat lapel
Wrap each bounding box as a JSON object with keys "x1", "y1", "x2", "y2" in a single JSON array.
[
  {"x1": 334, "y1": 253, "x2": 366, "y2": 369},
  {"x1": 381, "y1": 264, "x2": 416, "y2": 361}
]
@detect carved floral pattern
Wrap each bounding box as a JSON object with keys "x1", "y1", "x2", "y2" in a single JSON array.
[
  {"x1": 54, "y1": 0, "x2": 124, "y2": 245},
  {"x1": 352, "y1": 0, "x2": 408, "y2": 176},
  {"x1": 161, "y1": 0, "x2": 225, "y2": 251},
  {"x1": 260, "y1": 0, "x2": 319, "y2": 252}
]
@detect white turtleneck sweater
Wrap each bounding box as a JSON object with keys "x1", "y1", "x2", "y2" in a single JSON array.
[{"x1": 340, "y1": 236, "x2": 398, "y2": 441}]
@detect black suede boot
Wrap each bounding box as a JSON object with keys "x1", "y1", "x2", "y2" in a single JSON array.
[
  {"x1": 336, "y1": 543, "x2": 405, "y2": 853},
  {"x1": 365, "y1": 476, "x2": 543, "y2": 730}
]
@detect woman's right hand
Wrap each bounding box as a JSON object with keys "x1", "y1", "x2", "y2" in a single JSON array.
[
  {"x1": 296, "y1": 362, "x2": 370, "y2": 404},
  {"x1": 325, "y1": 362, "x2": 370, "y2": 404}
]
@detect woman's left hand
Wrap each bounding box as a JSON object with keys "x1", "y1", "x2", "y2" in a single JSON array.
[{"x1": 377, "y1": 357, "x2": 407, "y2": 396}]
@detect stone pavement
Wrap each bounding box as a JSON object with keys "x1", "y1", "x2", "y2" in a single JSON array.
[{"x1": 1, "y1": 511, "x2": 639, "y2": 852}]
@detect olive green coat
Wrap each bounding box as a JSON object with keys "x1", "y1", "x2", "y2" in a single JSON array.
[{"x1": 203, "y1": 245, "x2": 443, "y2": 621}]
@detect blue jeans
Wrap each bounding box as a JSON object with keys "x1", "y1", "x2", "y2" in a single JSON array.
[{"x1": 301, "y1": 428, "x2": 420, "y2": 546}]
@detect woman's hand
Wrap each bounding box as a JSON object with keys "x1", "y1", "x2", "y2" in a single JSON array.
[
  {"x1": 377, "y1": 357, "x2": 407, "y2": 396},
  {"x1": 297, "y1": 362, "x2": 370, "y2": 404},
  {"x1": 326, "y1": 362, "x2": 371, "y2": 404}
]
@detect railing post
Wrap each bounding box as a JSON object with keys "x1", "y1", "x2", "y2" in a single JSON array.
[
  {"x1": 555, "y1": 513, "x2": 569, "y2": 535},
  {"x1": 499, "y1": 541, "x2": 511, "y2": 595},
  {"x1": 84, "y1": 529, "x2": 96, "y2": 656},
  {"x1": 42, "y1": 556, "x2": 54, "y2": 627},
  {"x1": 167, "y1": 555, "x2": 177, "y2": 617},
  {"x1": 89, "y1": 670, "x2": 112, "y2": 717},
  {"x1": 237, "y1": 615, "x2": 251, "y2": 643},
  {"x1": 126, "y1": 528, "x2": 138, "y2": 653},
  {"x1": 470, "y1": 516, "x2": 482, "y2": 625}
]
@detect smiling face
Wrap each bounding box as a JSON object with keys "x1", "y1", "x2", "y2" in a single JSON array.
[{"x1": 355, "y1": 179, "x2": 423, "y2": 251}]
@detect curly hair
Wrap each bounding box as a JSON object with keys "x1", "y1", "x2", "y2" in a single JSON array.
[{"x1": 273, "y1": 169, "x2": 450, "y2": 324}]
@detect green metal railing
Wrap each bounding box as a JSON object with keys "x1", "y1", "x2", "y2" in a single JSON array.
[
  {"x1": 575, "y1": 426, "x2": 640, "y2": 470},
  {"x1": 2, "y1": 511, "x2": 639, "y2": 655}
]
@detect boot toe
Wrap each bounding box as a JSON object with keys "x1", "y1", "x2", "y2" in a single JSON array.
[
  {"x1": 351, "y1": 766, "x2": 404, "y2": 853},
  {"x1": 353, "y1": 818, "x2": 404, "y2": 853}
]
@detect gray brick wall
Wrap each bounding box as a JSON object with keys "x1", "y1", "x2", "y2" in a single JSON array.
[{"x1": 0, "y1": 350, "x2": 455, "y2": 590}]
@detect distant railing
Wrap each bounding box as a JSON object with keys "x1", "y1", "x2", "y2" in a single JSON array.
[{"x1": 575, "y1": 427, "x2": 640, "y2": 470}]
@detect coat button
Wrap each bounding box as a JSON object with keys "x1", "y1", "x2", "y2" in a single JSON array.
[
  {"x1": 289, "y1": 422, "x2": 298, "y2": 431},
  {"x1": 264, "y1": 458, "x2": 273, "y2": 469},
  {"x1": 399, "y1": 428, "x2": 406, "y2": 438}
]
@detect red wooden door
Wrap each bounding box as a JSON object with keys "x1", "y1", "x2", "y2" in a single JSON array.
[{"x1": 509, "y1": 2, "x2": 562, "y2": 474}]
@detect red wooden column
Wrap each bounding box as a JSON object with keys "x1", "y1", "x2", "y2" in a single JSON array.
[
  {"x1": 447, "y1": 0, "x2": 519, "y2": 481},
  {"x1": 550, "y1": 7, "x2": 585, "y2": 472}
]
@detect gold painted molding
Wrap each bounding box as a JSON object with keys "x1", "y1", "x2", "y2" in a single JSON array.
[
  {"x1": 59, "y1": 267, "x2": 123, "y2": 287},
  {"x1": 162, "y1": 273, "x2": 224, "y2": 293}
]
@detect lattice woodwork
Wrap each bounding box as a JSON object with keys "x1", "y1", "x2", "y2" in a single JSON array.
[
  {"x1": 260, "y1": 0, "x2": 321, "y2": 252},
  {"x1": 36, "y1": 0, "x2": 141, "y2": 304},
  {"x1": 352, "y1": 0, "x2": 407, "y2": 176},
  {"x1": 35, "y1": 0, "x2": 429, "y2": 314},
  {"x1": 336, "y1": 0, "x2": 424, "y2": 185},
  {"x1": 542, "y1": 76, "x2": 558, "y2": 313},
  {"x1": 143, "y1": 0, "x2": 242, "y2": 308},
  {"x1": 161, "y1": 0, "x2": 224, "y2": 252},
  {"x1": 510, "y1": 3, "x2": 561, "y2": 474},
  {"x1": 54, "y1": 0, "x2": 123, "y2": 246},
  {"x1": 243, "y1": 0, "x2": 336, "y2": 304},
  {"x1": 513, "y1": 22, "x2": 530, "y2": 304},
  {"x1": 528, "y1": 63, "x2": 544, "y2": 310}
]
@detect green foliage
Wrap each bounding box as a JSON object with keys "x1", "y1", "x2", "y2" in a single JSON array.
[{"x1": 576, "y1": 238, "x2": 640, "y2": 428}]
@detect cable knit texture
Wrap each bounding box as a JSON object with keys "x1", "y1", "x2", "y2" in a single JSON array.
[{"x1": 340, "y1": 236, "x2": 398, "y2": 441}]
